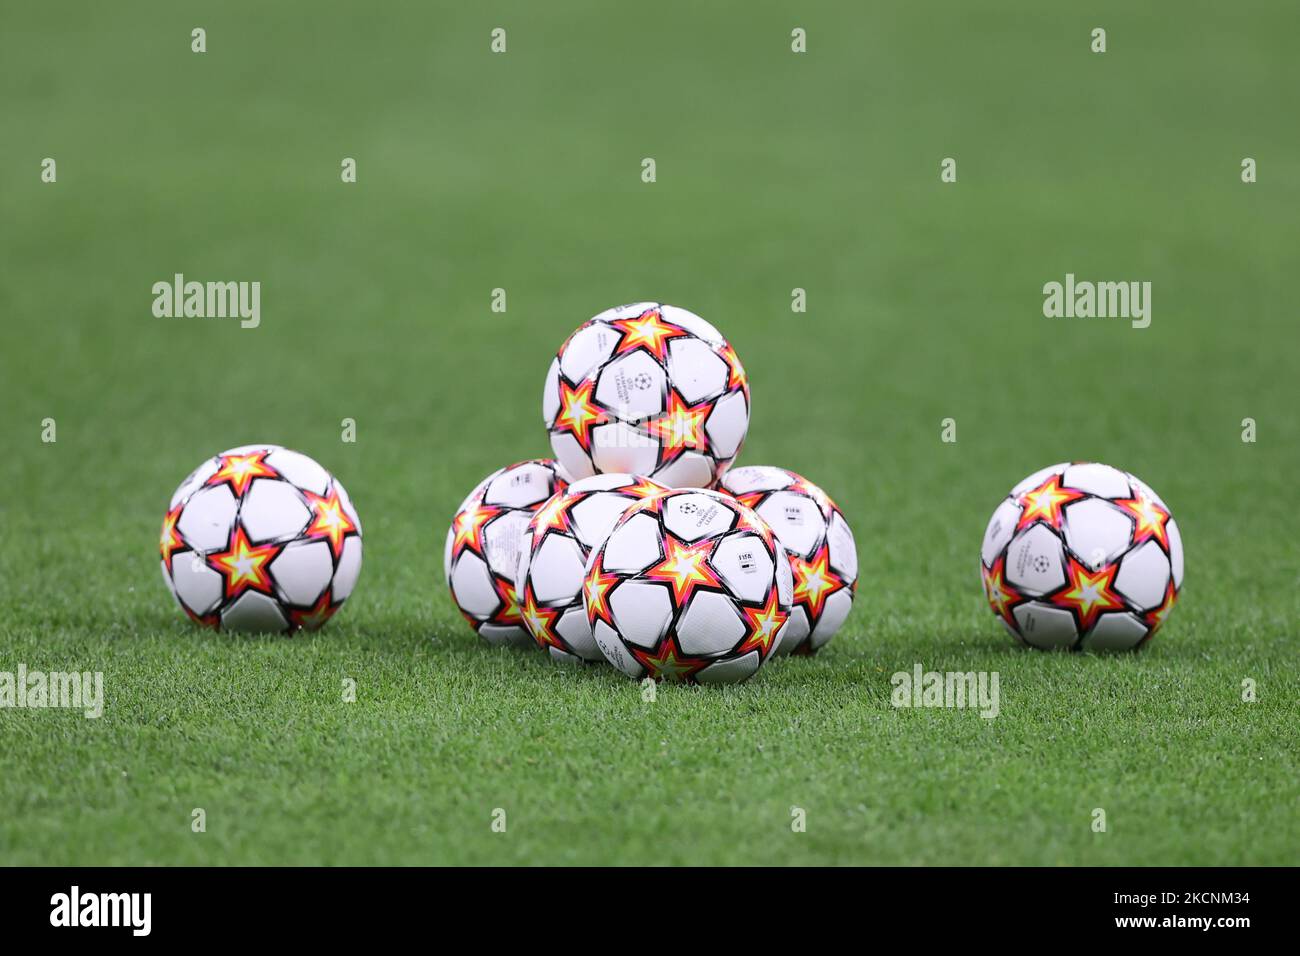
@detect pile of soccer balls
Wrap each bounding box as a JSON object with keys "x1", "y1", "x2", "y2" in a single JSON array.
[
  {"x1": 444, "y1": 302, "x2": 859, "y2": 684},
  {"x1": 156, "y1": 303, "x2": 1184, "y2": 673}
]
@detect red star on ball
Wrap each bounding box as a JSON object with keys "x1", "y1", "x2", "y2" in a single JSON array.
[
  {"x1": 450, "y1": 500, "x2": 501, "y2": 561},
  {"x1": 584, "y1": 550, "x2": 620, "y2": 628},
  {"x1": 645, "y1": 535, "x2": 723, "y2": 607},
  {"x1": 629, "y1": 637, "x2": 710, "y2": 683},
  {"x1": 1113, "y1": 488, "x2": 1171, "y2": 550},
  {"x1": 1143, "y1": 578, "x2": 1179, "y2": 631},
  {"x1": 521, "y1": 582, "x2": 564, "y2": 651},
  {"x1": 611, "y1": 308, "x2": 688, "y2": 363},
  {"x1": 303, "y1": 485, "x2": 358, "y2": 560},
  {"x1": 1051, "y1": 555, "x2": 1125, "y2": 633},
  {"x1": 736, "y1": 588, "x2": 788, "y2": 659},
  {"x1": 644, "y1": 387, "x2": 712, "y2": 458},
  {"x1": 553, "y1": 377, "x2": 608, "y2": 453},
  {"x1": 290, "y1": 590, "x2": 339, "y2": 631},
  {"x1": 790, "y1": 544, "x2": 844, "y2": 622},
  {"x1": 207, "y1": 525, "x2": 281, "y2": 600},
  {"x1": 159, "y1": 505, "x2": 185, "y2": 572},
  {"x1": 1015, "y1": 474, "x2": 1086, "y2": 531},
  {"x1": 981, "y1": 555, "x2": 1024, "y2": 630},
  {"x1": 205, "y1": 450, "x2": 279, "y2": 498},
  {"x1": 716, "y1": 341, "x2": 749, "y2": 396}
]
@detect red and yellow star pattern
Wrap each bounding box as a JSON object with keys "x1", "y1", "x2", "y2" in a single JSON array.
[
  {"x1": 611, "y1": 308, "x2": 687, "y2": 363},
  {"x1": 205, "y1": 450, "x2": 279, "y2": 498},
  {"x1": 584, "y1": 550, "x2": 620, "y2": 628},
  {"x1": 553, "y1": 377, "x2": 608, "y2": 452},
  {"x1": 521, "y1": 583, "x2": 564, "y2": 651},
  {"x1": 303, "y1": 485, "x2": 357, "y2": 559},
  {"x1": 449, "y1": 501, "x2": 501, "y2": 560},
  {"x1": 289, "y1": 590, "x2": 338, "y2": 631},
  {"x1": 1143, "y1": 578, "x2": 1179, "y2": 631},
  {"x1": 630, "y1": 637, "x2": 709, "y2": 683},
  {"x1": 1051, "y1": 555, "x2": 1125, "y2": 633},
  {"x1": 736, "y1": 589, "x2": 788, "y2": 658},
  {"x1": 1015, "y1": 474, "x2": 1085, "y2": 531},
  {"x1": 1113, "y1": 488, "x2": 1171, "y2": 550},
  {"x1": 790, "y1": 544, "x2": 844, "y2": 623},
  {"x1": 159, "y1": 505, "x2": 184, "y2": 571},
  {"x1": 207, "y1": 525, "x2": 281, "y2": 600},
  {"x1": 716, "y1": 341, "x2": 749, "y2": 396},
  {"x1": 981, "y1": 555, "x2": 1023, "y2": 630},
  {"x1": 645, "y1": 535, "x2": 723, "y2": 606},
  {"x1": 644, "y1": 387, "x2": 711, "y2": 457}
]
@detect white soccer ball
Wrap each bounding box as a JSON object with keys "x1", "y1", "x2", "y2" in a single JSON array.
[
  {"x1": 444, "y1": 458, "x2": 569, "y2": 647},
  {"x1": 515, "y1": 473, "x2": 668, "y2": 664},
  {"x1": 980, "y1": 462, "x2": 1184, "y2": 650},
  {"x1": 160, "y1": 444, "x2": 363, "y2": 633},
  {"x1": 542, "y1": 302, "x2": 750, "y2": 489},
  {"x1": 718, "y1": 466, "x2": 858, "y2": 655},
  {"x1": 583, "y1": 488, "x2": 793, "y2": 684}
]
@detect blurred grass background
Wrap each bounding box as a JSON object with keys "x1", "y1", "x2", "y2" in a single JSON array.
[{"x1": 0, "y1": 1, "x2": 1296, "y2": 864}]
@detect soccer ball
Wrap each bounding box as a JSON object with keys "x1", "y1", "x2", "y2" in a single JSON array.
[
  {"x1": 718, "y1": 465, "x2": 858, "y2": 655},
  {"x1": 980, "y1": 462, "x2": 1184, "y2": 651},
  {"x1": 160, "y1": 444, "x2": 363, "y2": 633},
  {"x1": 445, "y1": 459, "x2": 569, "y2": 647},
  {"x1": 516, "y1": 473, "x2": 668, "y2": 663},
  {"x1": 583, "y1": 488, "x2": 793, "y2": 684},
  {"x1": 542, "y1": 302, "x2": 750, "y2": 489}
]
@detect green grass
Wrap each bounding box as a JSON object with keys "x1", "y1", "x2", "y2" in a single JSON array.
[{"x1": 1, "y1": 0, "x2": 1298, "y2": 865}]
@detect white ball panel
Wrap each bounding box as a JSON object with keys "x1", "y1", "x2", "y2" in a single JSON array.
[
  {"x1": 555, "y1": 605, "x2": 601, "y2": 661},
  {"x1": 570, "y1": 491, "x2": 638, "y2": 551},
  {"x1": 239, "y1": 479, "x2": 310, "y2": 542},
  {"x1": 219, "y1": 443, "x2": 281, "y2": 457},
  {"x1": 558, "y1": 322, "x2": 620, "y2": 382},
  {"x1": 550, "y1": 432, "x2": 595, "y2": 480},
  {"x1": 710, "y1": 533, "x2": 775, "y2": 604},
  {"x1": 609, "y1": 581, "x2": 673, "y2": 650},
  {"x1": 593, "y1": 619, "x2": 645, "y2": 678},
  {"x1": 1012, "y1": 601, "x2": 1078, "y2": 650},
  {"x1": 482, "y1": 510, "x2": 531, "y2": 579},
  {"x1": 775, "y1": 606, "x2": 810, "y2": 655},
  {"x1": 221, "y1": 591, "x2": 289, "y2": 633},
  {"x1": 484, "y1": 462, "x2": 558, "y2": 509},
  {"x1": 1167, "y1": 518, "x2": 1184, "y2": 588},
  {"x1": 1062, "y1": 498, "x2": 1134, "y2": 569},
  {"x1": 542, "y1": 357, "x2": 561, "y2": 426},
  {"x1": 810, "y1": 587, "x2": 853, "y2": 648},
  {"x1": 594, "y1": 351, "x2": 665, "y2": 421},
  {"x1": 590, "y1": 422, "x2": 660, "y2": 476},
  {"x1": 478, "y1": 624, "x2": 533, "y2": 648},
  {"x1": 661, "y1": 492, "x2": 735, "y2": 541},
  {"x1": 652, "y1": 452, "x2": 713, "y2": 490},
  {"x1": 675, "y1": 591, "x2": 745, "y2": 656},
  {"x1": 720, "y1": 466, "x2": 794, "y2": 495},
  {"x1": 602, "y1": 512, "x2": 663, "y2": 573},
  {"x1": 1114, "y1": 540, "x2": 1171, "y2": 611},
  {"x1": 695, "y1": 651, "x2": 761, "y2": 685},
  {"x1": 1061, "y1": 462, "x2": 1131, "y2": 499},
  {"x1": 704, "y1": 390, "x2": 748, "y2": 459},
  {"x1": 755, "y1": 491, "x2": 825, "y2": 559},
  {"x1": 1004, "y1": 525, "x2": 1067, "y2": 596},
  {"x1": 1083, "y1": 612, "x2": 1149, "y2": 651},
  {"x1": 264, "y1": 448, "x2": 330, "y2": 496},
  {"x1": 981, "y1": 498, "x2": 1022, "y2": 568},
  {"x1": 775, "y1": 551, "x2": 794, "y2": 607},
  {"x1": 332, "y1": 536, "x2": 363, "y2": 601},
  {"x1": 169, "y1": 457, "x2": 220, "y2": 509},
  {"x1": 666, "y1": 337, "x2": 728, "y2": 403},
  {"x1": 827, "y1": 512, "x2": 858, "y2": 582},
  {"x1": 443, "y1": 525, "x2": 454, "y2": 581},
  {"x1": 658, "y1": 305, "x2": 723, "y2": 347},
  {"x1": 170, "y1": 553, "x2": 223, "y2": 616},
  {"x1": 177, "y1": 485, "x2": 238, "y2": 553},
  {"x1": 451, "y1": 553, "x2": 496, "y2": 616},
  {"x1": 568, "y1": 472, "x2": 639, "y2": 493},
  {"x1": 529, "y1": 533, "x2": 585, "y2": 605},
  {"x1": 270, "y1": 539, "x2": 333, "y2": 606}
]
